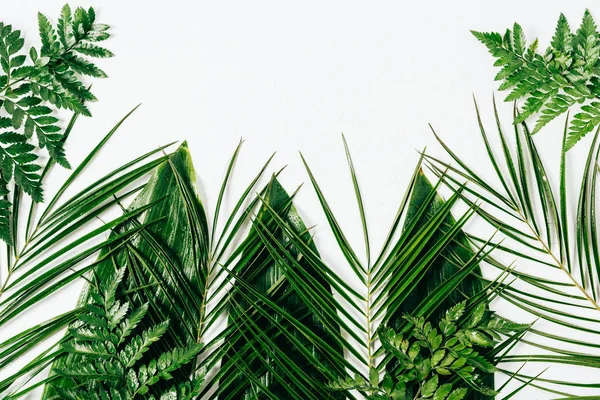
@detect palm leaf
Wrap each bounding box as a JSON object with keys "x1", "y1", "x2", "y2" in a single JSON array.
[
  {"x1": 390, "y1": 171, "x2": 490, "y2": 400},
  {"x1": 425, "y1": 98, "x2": 600, "y2": 397},
  {"x1": 42, "y1": 141, "x2": 207, "y2": 397},
  {"x1": 217, "y1": 178, "x2": 345, "y2": 399},
  {"x1": 0, "y1": 107, "x2": 181, "y2": 397},
  {"x1": 235, "y1": 139, "x2": 511, "y2": 399},
  {"x1": 21, "y1": 135, "x2": 278, "y2": 398},
  {"x1": 390, "y1": 170, "x2": 485, "y2": 326}
]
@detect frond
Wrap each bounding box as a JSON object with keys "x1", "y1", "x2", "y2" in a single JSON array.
[
  {"x1": 425, "y1": 98, "x2": 600, "y2": 396},
  {"x1": 474, "y1": 11, "x2": 600, "y2": 151},
  {"x1": 0, "y1": 5, "x2": 115, "y2": 243}
]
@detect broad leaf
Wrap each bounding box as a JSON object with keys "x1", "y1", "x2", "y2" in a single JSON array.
[
  {"x1": 389, "y1": 171, "x2": 489, "y2": 399},
  {"x1": 44, "y1": 142, "x2": 209, "y2": 397},
  {"x1": 220, "y1": 178, "x2": 345, "y2": 399}
]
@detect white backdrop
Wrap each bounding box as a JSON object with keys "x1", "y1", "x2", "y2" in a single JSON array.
[{"x1": 0, "y1": 1, "x2": 598, "y2": 399}]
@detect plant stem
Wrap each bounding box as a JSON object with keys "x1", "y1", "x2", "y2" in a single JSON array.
[
  {"x1": 366, "y1": 266, "x2": 374, "y2": 371},
  {"x1": 413, "y1": 385, "x2": 422, "y2": 400},
  {"x1": 518, "y1": 210, "x2": 600, "y2": 312}
]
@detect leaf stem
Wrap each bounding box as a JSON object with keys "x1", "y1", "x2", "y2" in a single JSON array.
[
  {"x1": 366, "y1": 266, "x2": 374, "y2": 372},
  {"x1": 518, "y1": 209, "x2": 600, "y2": 312}
]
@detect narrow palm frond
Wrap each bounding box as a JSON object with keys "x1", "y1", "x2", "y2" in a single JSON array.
[
  {"x1": 212, "y1": 178, "x2": 346, "y2": 399},
  {"x1": 425, "y1": 97, "x2": 600, "y2": 396}
]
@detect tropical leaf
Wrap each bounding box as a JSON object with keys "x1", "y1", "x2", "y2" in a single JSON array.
[
  {"x1": 0, "y1": 107, "x2": 179, "y2": 397},
  {"x1": 473, "y1": 10, "x2": 600, "y2": 150},
  {"x1": 390, "y1": 171, "x2": 491, "y2": 400},
  {"x1": 0, "y1": 4, "x2": 114, "y2": 243},
  {"x1": 425, "y1": 98, "x2": 600, "y2": 396},
  {"x1": 10, "y1": 132, "x2": 280, "y2": 399},
  {"x1": 50, "y1": 267, "x2": 204, "y2": 399},
  {"x1": 43, "y1": 141, "x2": 210, "y2": 397},
  {"x1": 218, "y1": 178, "x2": 345, "y2": 399}
]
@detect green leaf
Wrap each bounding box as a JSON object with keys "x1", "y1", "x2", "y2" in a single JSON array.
[
  {"x1": 44, "y1": 142, "x2": 209, "y2": 397},
  {"x1": 73, "y1": 42, "x2": 113, "y2": 58},
  {"x1": 389, "y1": 171, "x2": 484, "y2": 323},
  {"x1": 422, "y1": 374, "x2": 439, "y2": 397},
  {"x1": 37, "y1": 12, "x2": 55, "y2": 56},
  {"x1": 57, "y1": 4, "x2": 73, "y2": 48},
  {"x1": 567, "y1": 102, "x2": 600, "y2": 149},
  {"x1": 0, "y1": 5, "x2": 115, "y2": 244},
  {"x1": 447, "y1": 388, "x2": 468, "y2": 400},
  {"x1": 51, "y1": 266, "x2": 204, "y2": 399},
  {"x1": 474, "y1": 10, "x2": 600, "y2": 150},
  {"x1": 512, "y1": 23, "x2": 526, "y2": 55},
  {"x1": 466, "y1": 303, "x2": 485, "y2": 328},
  {"x1": 387, "y1": 171, "x2": 490, "y2": 398},
  {"x1": 465, "y1": 330, "x2": 495, "y2": 347},
  {"x1": 220, "y1": 178, "x2": 345, "y2": 399},
  {"x1": 369, "y1": 366, "x2": 379, "y2": 386},
  {"x1": 431, "y1": 349, "x2": 446, "y2": 367},
  {"x1": 434, "y1": 383, "x2": 454, "y2": 400},
  {"x1": 551, "y1": 13, "x2": 572, "y2": 53},
  {"x1": 426, "y1": 99, "x2": 600, "y2": 396},
  {"x1": 446, "y1": 301, "x2": 466, "y2": 322}
]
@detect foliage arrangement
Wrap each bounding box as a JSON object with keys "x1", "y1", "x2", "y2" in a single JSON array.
[
  {"x1": 473, "y1": 10, "x2": 600, "y2": 150},
  {"x1": 51, "y1": 267, "x2": 204, "y2": 400},
  {"x1": 2, "y1": 4, "x2": 600, "y2": 400},
  {"x1": 0, "y1": 107, "x2": 178, "y2": 398},
  {"x1": 0, "y1": 4, "x2": 111, "y2": 243},
  {"x1": 328, "y1": 302, "x2": 528, "y2": 400},
  {"x1": 42, "y1": 139, "x2": 288, "y2": 399}
]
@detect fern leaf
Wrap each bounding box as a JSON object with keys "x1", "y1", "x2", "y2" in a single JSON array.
[
  {"x1": 551, "y1": 13, "x2": 573, "y2": 53},
  {"x1": 156, "y1": 342, "x2": 203, "y2": 377},
  {"x1": 0, "y1": 5, "x2": 115, "y2": 243},
  {"x1": 73, "y1": 42, "x2": 114, "y2": 58},
  {"x1": 68, "y1": 325, "x2": 112, "y2": 342},
  {"x1": 120, "y1": 320, "x2": 169, "y2": 368},
  {"x1": 117, "y1": 303, "x2": 148, "y2": 345},
  {"x1": 106, "y1": 300, "x2": 129, "y2": 329},
  {"x1": 512, "y1": 23, "x2": 526, "y2": 55},
  {"x1": 494, "y1": 60, "x2": 523, "y2": 82},
  {"x1": 79, "y1": 313, "x2": 108, "y2": 328},
  {"x1": 516, "y1": 88, "x2": 558, "y2": 123},
  {"x1": 567, "y1": 101, "x2": 600, "y2": 149},
  {"x1": 498, "y1": 64, "x2": 536, "y2": 93},
  {"x1": 574, "y1": 9, "x2": 600, "y2": 68},
  {"x1": 445, "y1": 301, "x2": 466, "y2": 322},
  {"x1": 488, "y1": 318, "x2": 530, "y2": 335},
  {"x1": 130, "y1": 342, "x2": 203, "y2": 396},
  {"x1": 447, "y1": 388, "x2": 468, "y2": 400},
  {"x1": 36, "y1": 128, "x2": 70, "y2": 168},
  {"x1": 85, "y1": 302, "x2": 108, "y2": 318},
  {"x1": 471, "y1": 30, "x2": 503, "y2": 50},
  {"x1": 54, "y1": 359, "x2": 122, "y2": 381},
  {"x1": 0, "y1": 133, "x2": 42, "y2": 201},
  {"x1": 62, "y1": 340, "x2": 114, "y2": 359},
  {"x1": 475, "y1": 11, "x2": 600, "y2": 150},
  {"x1": 62, "y1": 54, "x2": 107, "y2": 78},
  {"x1": 57, "y1": 4, "x2": 73, "y2": 49},
  {"x1": 37, "y1": 12, "x2": 56, "y2": 56},
  {"x1": 533, "y1": 93, "x2": 577, "y2": 133},
  {"x1": 101, "y1": 267, "x2": 125, "y2": 310}
]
